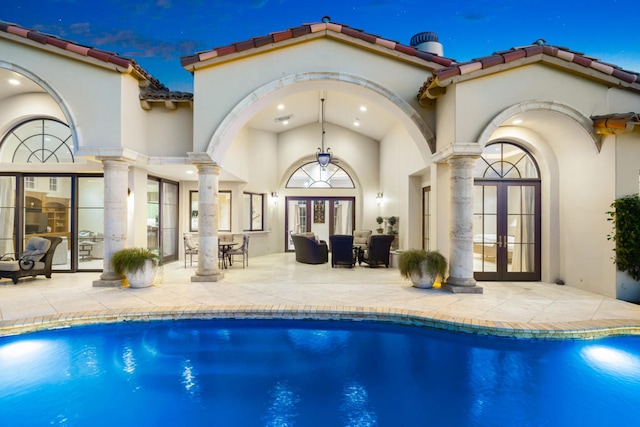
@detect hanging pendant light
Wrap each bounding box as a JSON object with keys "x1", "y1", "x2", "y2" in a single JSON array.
[{"x1": 316, "y1": 97, "x2": 332, "y2": 170}]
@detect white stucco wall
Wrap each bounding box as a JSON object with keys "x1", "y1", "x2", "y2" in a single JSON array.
[
  {"x1": 454, "y1": 65, "x2": 608, "y2": 143},
  {"x1": 1, "y1": 38, "x2": 130, "y2": 151},
  {"x1": 192, "y1": 37, "x2": 433, "y2": 155},
  {"x1": 145, "y1": 105, "x2": 193, "y2": 157},
  {"x1": 379, "y1": 123, "x2": 428, "y2": 249}
]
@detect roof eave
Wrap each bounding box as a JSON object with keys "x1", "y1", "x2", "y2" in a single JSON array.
[
  {"x1": 0, "y1": 30, "x2": 134, "y2": 75},
  {"x1": 419, "y1": 53, "x2": 640, "y2": 103},
  {"x1": 182, "y1": 30, "x2": 450, "y2": 73}
]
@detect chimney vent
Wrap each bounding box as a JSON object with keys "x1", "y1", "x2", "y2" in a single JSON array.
[{"x1": 410, "y1": 32, "x2": 443, "y2": 56}]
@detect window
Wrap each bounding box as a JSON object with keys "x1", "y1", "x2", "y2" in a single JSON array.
[
  {"x1": 286, "y1": 162, "x2": 354, "y2": 188},
  {"x1": 474, "y1": 142, "x2": 539, "y2": 179},
  {"x1": 189, "y1": 191, "x2": 232, "y2": 232},
  {"x1": 423, "y1": 186, "x2": 431, "y2": 250},
  {"x1": 24, "y1": 176, "x2": 34, "y2": 189},
  {"x1": 49, "y1": 177, "x2": 58, "y2": 192},
  {"x1": 0, "y1": 118, "x2": 74, "y2": 163},
  {"x1": 243, "y1": 192, "x2": 264, "y2": 231}
]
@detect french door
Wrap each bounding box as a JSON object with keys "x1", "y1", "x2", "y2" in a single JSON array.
[
  {"x1": 285, "y1": 197, "x2": 355, "y2": 251},
  {"x1": 473, "y1": 180, "x2": 541, "y2": 281}
]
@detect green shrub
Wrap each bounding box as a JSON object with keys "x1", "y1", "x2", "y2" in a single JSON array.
[{"x1": 607, "y1": 194, "x2": 640, "y2": 281}]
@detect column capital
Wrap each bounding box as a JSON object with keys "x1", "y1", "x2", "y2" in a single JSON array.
[
  {"x1": 431, "y1": 142, "x2": 483, "y2": 164},
  {"x1": 97, "y1": 157, "x2": 132, "y2": 171},
  {"x1": 188, "y1": 152, "x2": 220, "y2": 175}
]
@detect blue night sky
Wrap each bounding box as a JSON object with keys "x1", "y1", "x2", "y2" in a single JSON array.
[{"x1": 3, "y1": 0, "x2": 639, "y2": 93}]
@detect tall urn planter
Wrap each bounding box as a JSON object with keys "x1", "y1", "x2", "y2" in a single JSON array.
[
  {"x1": 398, "y1": 249, "x2": 447, "y2": 289},
  {"x1": 112, "y1": 248, "x2": 159, "y2": 288}
]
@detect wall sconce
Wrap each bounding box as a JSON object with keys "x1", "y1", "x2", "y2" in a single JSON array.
[
  {"x1": 271, "y1": 192, "x2": 279, "y2": 204},
  {"x1": 376, "y1": 192, "x2": 383, "y2": 206}
]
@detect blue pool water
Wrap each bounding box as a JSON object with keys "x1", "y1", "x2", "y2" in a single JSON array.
[{"x1": 1, "y1": 319, "x2": 639, "y2": 426}]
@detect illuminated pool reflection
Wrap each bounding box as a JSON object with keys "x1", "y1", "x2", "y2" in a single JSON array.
[{"x1": 1, "y1": 320, "x2": 639, "y2": 426}]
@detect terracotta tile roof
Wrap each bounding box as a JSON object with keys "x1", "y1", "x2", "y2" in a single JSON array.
[
  {"x1": 591, "y1": 113, "x2": 640, "y2": 135},
  {"x1": 419, "y1": 43, "x2": 640, "y2": 101},
  {"x1": 139, "y1": 89, "x2": 194, "y2": 110},
  {"x1": 181, "y1": 20, "x2": 456, "y2": 70},
  {"x1": 0, "y1": 20, "x2": 169, "y2": 92}
]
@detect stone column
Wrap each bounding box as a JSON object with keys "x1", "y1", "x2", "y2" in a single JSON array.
[
  {"x1": 191, "y1": 161, "x2": 224, "y2": 282},
  {"x1": 444, "y1": 155, "x2": 483, "y2": 293},
  {"x1": 93, "y1": 158, "x2": 129, "y2": 287}
]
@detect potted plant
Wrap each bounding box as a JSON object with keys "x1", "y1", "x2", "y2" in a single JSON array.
[
  {"x1": 376, "y1": 216, "x2": 384, "y2": 234},
  {"x1": 387, "y1": 216, "x2": 397, "y2": 234},
  {"x1": 398, "y1": 249, "x2": 447, "y2": 289},
  {"x1": 111, "y1": 247, "x2": 159, "y2": 288}
]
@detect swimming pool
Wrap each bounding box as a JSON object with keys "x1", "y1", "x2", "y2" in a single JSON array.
[{"x1": 1, "y1": 319, "x2": 639, "y2": 426}]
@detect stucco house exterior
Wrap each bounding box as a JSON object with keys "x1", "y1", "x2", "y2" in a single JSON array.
[{"x1": 1, "y1": 18, "x2": 639, "y2": 301}]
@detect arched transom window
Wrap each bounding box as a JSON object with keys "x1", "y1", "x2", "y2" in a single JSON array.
[
  {"x1": 286, "y1": 162, "x2": 354, "y2": 188},
  {"x1": 474, "y1": 142, "x2": 539, "y2": 179},
  {"x1": 0, "y1": 118, "x2": 74, "y2": 163}
]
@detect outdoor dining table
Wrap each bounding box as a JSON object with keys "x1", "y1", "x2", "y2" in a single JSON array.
[{"x1": 219, "y1": 241, "x2": 239, "y2": 269}]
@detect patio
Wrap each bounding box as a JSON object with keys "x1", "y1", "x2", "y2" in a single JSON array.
[{"x1": 1, "y1": 253, "x2": 640, "y2": 339}]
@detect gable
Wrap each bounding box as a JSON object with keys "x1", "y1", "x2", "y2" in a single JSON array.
[
  {"x1": 181, "y1": 21, "x2": 455, "y2": 72},
  {"x1": 419, "y1": 44, "x2": 640, "y2": 102}
]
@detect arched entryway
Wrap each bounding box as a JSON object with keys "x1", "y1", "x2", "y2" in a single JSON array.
[{"x1": 473, "y1": 142, "x2": 541, "y2": 281}]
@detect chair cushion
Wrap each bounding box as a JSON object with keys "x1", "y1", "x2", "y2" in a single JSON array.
[
  {"x1": 184, "y1": 236, "x2": 198, "y2": 250},
  {"x1": 23, "y1": 237, "x2": 52, "y2": 263},
  {"x1": 0, "y1": 260, "x2": 20, "y2": 272},
  {"x1": 353, "y1": 230, "x2": 372, "y2": 247}
]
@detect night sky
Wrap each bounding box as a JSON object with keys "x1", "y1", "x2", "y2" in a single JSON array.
[{"x1": 3, "y1": 0, "x2": 639, "y2": 92}]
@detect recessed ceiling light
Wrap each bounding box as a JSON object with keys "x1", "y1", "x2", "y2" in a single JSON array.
[
  {"x1": 359, "y1": 105, "x2": 367, "y2": 112},
  {"x1": 353, "y1": 118, "x2": 360, "y2": 127},
  {"x1": 512, "y1": 119, "x2": 523, "y2": 125},
  {"x1": 277, "y1": 104, "x2": 285, "y2": 110},
  {"x1": 8, "y1": 79, "x2": 20, "y2": 86}
]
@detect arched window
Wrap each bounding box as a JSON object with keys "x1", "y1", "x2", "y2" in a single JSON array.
[
  {"x1": 0, "y1": 118, "x2": 74, "y2": 163},
  {"x1": 286, "y1": 162, "x2": 354, "y2": 188},
  {"x1": 474, "y1": 142, "x2": 538, "y2": 179}
]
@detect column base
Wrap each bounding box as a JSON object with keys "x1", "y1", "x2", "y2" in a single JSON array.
[
  {"x1": 93, "y1": 279, "x2": 125, "y2": 288},
  {"x1": 443, "y1": 283, "x2": 484, "y2": 294},
  {"x1": 191, "y1": 272, "x2": 224, "y2": 282},
  {"x1": 443, "y1": 276, "x2": 483, "y2": 293}
]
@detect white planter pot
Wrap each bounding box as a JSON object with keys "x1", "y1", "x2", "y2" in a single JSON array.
[
  {"x1": 125, "y1": 259, "x2": 158, "y2": 288},
  {"x1": 410, "y1": 261, "x2": 437, "y2": 289}
]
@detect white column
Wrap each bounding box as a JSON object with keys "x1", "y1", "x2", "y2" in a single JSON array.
[
  {"x1": 93, "y1": 158, "x2": 129, "y2": 287},
  {"x1": 191, "y1": 161, "x2": 224, "y2": 282},
  {"x1": 444, "y1": 155, "x2": 483, "y2": 293}
]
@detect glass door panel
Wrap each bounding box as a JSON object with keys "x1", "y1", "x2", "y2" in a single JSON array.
[
  {"x1": 0, "y1": 176, "x2": 16, "y2": 257},
  {"x1": 310, "y1": 200, "x2": 329, "y2": 243},
  {"x1": 473, "y1": 184, "x2": 498, "y2": 273},
  {"x1": 25, "y1": 176, "x2": 71, "y2": 270},
  {"x1": 287, "y1": 199, "x2": 307, "y2": 251},
  {"x1": 333, "y1": 200, "x2": 353, "y2": 235},
  {"x1": 147, "y1": 179, "x2": 160, "y2": 251},
  {"x1": 161, "y1": 181, "x2": 178, "y2": 262},
  {"x1": 77, "y1": 177, "x2": 104, "y2": 271},
  {"x1": 507, "y1": 185, "x2": 536, "y2": 274}
]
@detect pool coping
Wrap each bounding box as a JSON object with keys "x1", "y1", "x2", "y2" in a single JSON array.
[{"x1": 2, "y1": 305, "x2": 640, "y2": 339}]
